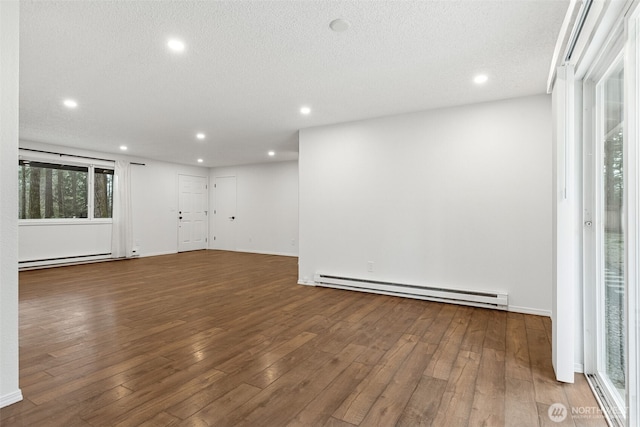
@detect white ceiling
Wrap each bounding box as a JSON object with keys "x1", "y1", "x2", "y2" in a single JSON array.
[{"x1": 19, "y1": 0, "x2": 569, "y2": 167}]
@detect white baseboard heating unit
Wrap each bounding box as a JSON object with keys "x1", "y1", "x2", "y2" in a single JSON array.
[{"x1": 314, "y1": 273, "x2": 508, "y2": 310}]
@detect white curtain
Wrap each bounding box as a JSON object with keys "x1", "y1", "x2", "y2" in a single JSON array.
[{"x1": 111, "y1": 160, "x2": 133, "y2": 258}]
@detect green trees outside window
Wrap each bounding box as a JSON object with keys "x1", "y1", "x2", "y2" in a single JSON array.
[
  {"x1": 94, "y1": 168, "x2": 114, "y2": 219},
  {"x1": 18, "y1": 160, "x2": 113, "y2": 220}
]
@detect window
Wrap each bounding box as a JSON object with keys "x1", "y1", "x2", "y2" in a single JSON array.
[
  {"x1": 18, "y1": 160, "x2": 114, "y2": 220},
  {"x1": 94, "y1": 168, "x2": 114, "y2": 219}
]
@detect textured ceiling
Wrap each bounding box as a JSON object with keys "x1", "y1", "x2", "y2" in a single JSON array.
[{"x1": 19, "y1": 0, "x2": 569, "y2": 167}]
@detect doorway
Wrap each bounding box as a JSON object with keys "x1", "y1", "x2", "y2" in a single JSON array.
[
  {"x1": 213, "y1": 176, "x2": 237, "y2": 251},
  {"x1": 178, "y1": 174, "x2": 208, "y2": 252}
]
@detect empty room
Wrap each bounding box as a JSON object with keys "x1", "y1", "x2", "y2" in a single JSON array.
[{"x1": 1, "y1": 0, "x2": 640, "y2": 426}]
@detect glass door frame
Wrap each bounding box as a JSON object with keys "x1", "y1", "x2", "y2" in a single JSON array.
[
  {"x1": 582, "y1": 4, "x2": 640, "y2": 425},
  {"x1": 624, "y1": 5, "x2": 639, "y2": 425},
  {"x1": 584, "y1": 46, "x2": 627, "y2": 425},
  {"x1": 598, "y1": 51, "x2": 626, "y2": 415}
]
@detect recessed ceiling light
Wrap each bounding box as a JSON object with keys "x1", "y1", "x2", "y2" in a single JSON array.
[
  {"x1": 196, "y1": 133, "x2": 206, "y2": 140},
  {"x1": 197, "y1": 158, "x2": 204, "y2": 163},
  {"x1": 63, "y1": 99, "x2": 78, "y2": 109},
  {"x1": 329, "y1": 18, "x2": 350, "y2": 32},
  {"x1": 268, "y1": 151, "x2": 275, "y2": 157},
  {"x1": 120, "y1": 145, "x2": 128, "y2": 151},
  {"x1": 473, "y1": 74, "x2": 488, "y2": 84},
  {"x1": 300, "y1": 106, "x2": 311, "y2": 115},
  {"x1": 167, "y1": 38, "x2": 185, "y2": 53}
]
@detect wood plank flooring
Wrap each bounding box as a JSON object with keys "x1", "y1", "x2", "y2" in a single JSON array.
[{"x1": 1, "y1": 251, "x2": 605, "y2": 426}]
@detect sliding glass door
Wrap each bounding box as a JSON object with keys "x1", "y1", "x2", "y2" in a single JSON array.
[
  {"x1": 580, "y1": 4, "x2": 640, "y2": 426},
  {"x1": 597, "y1": 60, "x2": 626, "y2": 413},
  {"x1": 583, "y1": 36, "x2": 634, "y2": 422}
]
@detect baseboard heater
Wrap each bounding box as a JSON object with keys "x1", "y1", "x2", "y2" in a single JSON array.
[
  {"x1": 314, "y1": 273, "x2": 508, "y2": 310},
  {"x1": 19, "y1": 253, "x2": 112, "y2": 270}
]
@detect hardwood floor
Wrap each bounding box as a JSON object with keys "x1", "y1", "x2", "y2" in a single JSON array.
[{"x1": 1, "y1": 251, "x2": 604, "y2": 426}]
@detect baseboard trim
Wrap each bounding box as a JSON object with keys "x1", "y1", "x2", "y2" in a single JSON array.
[
  {"x1": 235, "y1": 249, "x2": 298, "y2": 257},
  {"x1": 0, "y1": 389, "x2": 23, "y2": 409},
  {"x1": 574, "y1": 363, "x2": 584, "y2": 373},
  {"x1": 140, "y1": 250, "x2": 177, "y2": 258},
  {"x1": 213, "y1": 248, "x2": 298, "y2": 257},
  {"x1": 507, "y1": 305, "x2": 552, "y2": 317}
]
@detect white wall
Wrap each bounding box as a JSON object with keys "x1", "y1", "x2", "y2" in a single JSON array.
[
  {"x1": 0, "y1": 0, "x2": 22, "y2": 408},
  {"x1": 299, "y1": 94, "x2": 553, "y2": 315},
  {"x1": 19, "y1": 141, "x2": 208, "y2": 262},
  {"x1": 20, "y1": 223, "x2": 112, "y2": 261},
  {"x1": 210, "y1": 161, "x2": 298, "y2": 256}
]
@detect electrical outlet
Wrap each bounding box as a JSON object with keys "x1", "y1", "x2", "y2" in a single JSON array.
[{"x1": 367, "y1": 261, "x2": 374, "y2": 272}]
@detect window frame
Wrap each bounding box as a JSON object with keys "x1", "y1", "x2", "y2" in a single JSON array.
[{"x1": 18, "y1": 150, "x2": 115, "y2": 224}]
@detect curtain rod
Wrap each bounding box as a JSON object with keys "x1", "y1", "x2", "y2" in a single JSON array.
[{"x1": 20, "y1": 148, "x2": 145, "y2": 166}]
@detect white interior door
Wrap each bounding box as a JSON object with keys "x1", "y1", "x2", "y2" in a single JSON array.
[
  {"x1": 213, "y1": 176, "x2": 236, "y2": 251},
  {"x1": 178, "y1": 175, "x2": 208, "y2": 252}
]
